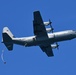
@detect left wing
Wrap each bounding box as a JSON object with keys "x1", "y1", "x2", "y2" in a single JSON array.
[
  {"x1": 40, "y1": 45, "x2": 54, "y2": 57},
  {"x1": 33, "y1": 11, "x2": 48, "y2": 37}
]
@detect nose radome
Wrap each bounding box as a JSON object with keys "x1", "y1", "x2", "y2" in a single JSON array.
[
  {"x1": 73, "y1": 30, "x2": 76, "y2": 37},
  {"x1": 70, "y1": 30, "x2": 76, "y2": 38}
]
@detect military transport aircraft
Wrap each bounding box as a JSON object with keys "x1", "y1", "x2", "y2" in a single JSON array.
[{"x1": 2, "y1": 11, "x2": 76, "y2": 57}]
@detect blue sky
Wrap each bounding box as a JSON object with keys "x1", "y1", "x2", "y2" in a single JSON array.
[{"x1": 0, "y1": 0, "x2": 76, "y2": 75}]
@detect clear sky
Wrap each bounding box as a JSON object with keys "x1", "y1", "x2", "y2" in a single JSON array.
[{"x1": 0, "y1": 0, "x2": 76, "y2": 75}]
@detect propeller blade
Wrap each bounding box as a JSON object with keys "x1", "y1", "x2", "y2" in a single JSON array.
[
  {"x1": 49, "y1": 19, "x2": 54, "y2": 33},
  {"x1": 49, "y1": 19, "x2": 52, "y2": 24},
  {"x1": 56, "y1": 42, "x2": 59, "y2": 50}
]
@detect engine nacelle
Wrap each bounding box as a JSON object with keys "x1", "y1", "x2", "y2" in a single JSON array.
[
  {"x1": 44, "y1": 21, "x2": 50, "y2": 26},
  {"x1": 46, "y1": 28, "x2": 53, "y2": 32},
  {"x1": 51, "y1": 44, "x2": 58, "y2": 49}
]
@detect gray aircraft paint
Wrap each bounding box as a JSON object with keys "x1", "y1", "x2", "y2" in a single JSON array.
[
  {"x1": 12, "y1": 30, "x2": 76, "y2": 47},
  {"x1": 2, "y1": 11, "x2": 76, "y2": 57}
]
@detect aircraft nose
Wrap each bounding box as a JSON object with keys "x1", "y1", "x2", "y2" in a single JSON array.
[
  {"x1": 71, "y1": 30, "x2": 76, "y2": 38},
  {"x1": 74, "y1": 30, "x2": 76, "y2": 37}
]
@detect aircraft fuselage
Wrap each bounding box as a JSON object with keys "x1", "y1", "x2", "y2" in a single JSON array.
[
  {"x1": 12, "y1": 30, "x2": 76, "y2": 47},
  {"x1": 2, "y1": 11, "x2": 76, "y2": 56}
]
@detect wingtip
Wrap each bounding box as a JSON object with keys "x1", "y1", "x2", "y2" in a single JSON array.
[{"x1": 34, "y1": 10, "x2": 40, "y2": 13}]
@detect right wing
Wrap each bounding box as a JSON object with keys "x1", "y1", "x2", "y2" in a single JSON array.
[
  {"x1": 40, "y1": 45, "x2": 54, "y2": 57},
  {"x1": 33, "y1": 11, "x2": 48, "y2": 37}
]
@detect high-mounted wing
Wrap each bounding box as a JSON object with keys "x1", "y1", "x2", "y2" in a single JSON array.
[
  {"x1": 33, "y1": 11, "x2": 53, "y2": 57},
  {"x1": 40, "y1": 45, "x2": 54, "y2": 57},
  {"x1": 33, "y1": 11, "x2": 48, "y2": 37}
]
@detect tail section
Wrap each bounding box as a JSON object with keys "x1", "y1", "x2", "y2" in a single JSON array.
[{"x1": 2, "y1": 27, "x2": 14, "y2": 51}]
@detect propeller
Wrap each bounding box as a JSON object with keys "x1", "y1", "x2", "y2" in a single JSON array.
[
  {"x1": 56, "y1": 42, "x2": 59, "y2": 50},
  {"x1": 49, "y1": 19, "x2": 54, "y2": 33},
  {"x1": 49, "y1": 19, "x2": 59, "y2": 49}
]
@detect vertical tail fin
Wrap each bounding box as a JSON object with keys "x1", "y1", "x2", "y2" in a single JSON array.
[{"x1": 2, "y1": 27, "x2": 14, "y2": 51}]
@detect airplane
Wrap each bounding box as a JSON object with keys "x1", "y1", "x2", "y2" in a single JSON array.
[{"x1": 2, "y1": 11, "x2": 76, "y2": 57}]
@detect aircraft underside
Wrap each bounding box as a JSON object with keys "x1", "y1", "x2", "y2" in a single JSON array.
[{"x1": 2, "y1": 11, "x2": 76, "y2": 57}]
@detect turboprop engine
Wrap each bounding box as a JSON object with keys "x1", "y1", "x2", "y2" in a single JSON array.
[
  {"x1": 44, "y1": 20, "x2": 54, "y2": 33},
  {"x1": 51, "y1": 44, "x2": 59, "y2": 49},
  {"x1": 44, "y1": 21, "x2": 50, "y2": 26},
  {"x1": 46, "y1": 28, "x2": 53, "y2": 33}
]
